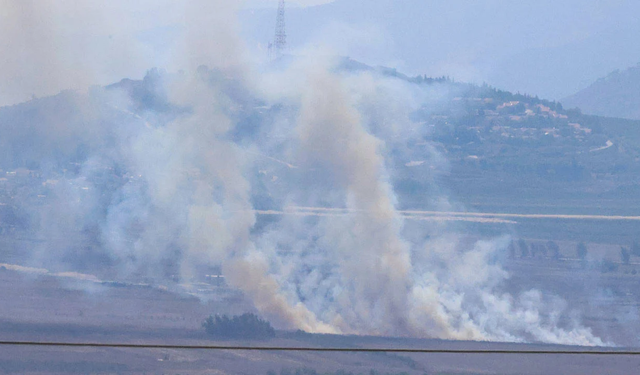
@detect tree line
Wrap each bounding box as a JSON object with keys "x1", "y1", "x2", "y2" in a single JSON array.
[
  {"x1": 508, "y1": 239, "x2": 561, "y2": 259},
  {"x1": 202, "y1": 313, "x2": 275, "y2": 340},
  {"x1": 510, "y1": 239, "x2": 640, "y2": 272}
]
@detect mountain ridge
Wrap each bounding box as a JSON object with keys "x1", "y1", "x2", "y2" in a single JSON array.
[{"x1": 562, "y1": 62, "x2": 640, "y2": 120}]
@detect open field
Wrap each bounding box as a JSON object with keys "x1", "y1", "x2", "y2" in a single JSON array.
[
  {"x1": 2, "y1": 203, "x2": 640, "y2": 374},
  {"x1": 2, "y1": 250, "x2": 640, "y2": 374},
  {"x1": 3, "y1": 335, "x2": 640, "y2": 375},
  {"x1": 2, "y1": 334, "x2": 640, "y2": 375}
]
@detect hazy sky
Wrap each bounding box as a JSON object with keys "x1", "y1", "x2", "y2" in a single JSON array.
[
  {"x1": 0, "y1": 0, "x2": 337, "y2": 106},
  {"x1": 0, "y1": 0, "x2": 639, "y2": 105},
  {"x1": 246, "y1": 0, "x2": 335, "y2": 7},
  {"x1": 242, "y1": 0, "x2": 640, "y2": 99}
]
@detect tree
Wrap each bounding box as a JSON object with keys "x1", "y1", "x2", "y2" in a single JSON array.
[
  {"x1": 202, "y1": 313, "x2": 275, "y2": 340},
  {"x1": 547, "y1": 240, "x2": 561, "y2": 259},
  {"x1": 621, "y1": 247, "x2": 631, "y2": 264},
  {"x1": 539, "y1": 243, "x2": 548, "y2": 258},
  {"x1": 632, "y1": 242, "x2": 640, "y2": 257},
  {"x1": 518, "y1": 239, "x2": 529, "y2": 258},
  {"x1": 530, "y1": 242, "x2": 547, "y2": 258},
  {"x1": 577, "y1": 242, "x2": 588, "y2": 261}
]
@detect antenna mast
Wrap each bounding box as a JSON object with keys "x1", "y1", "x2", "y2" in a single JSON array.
[{"x1": 273, "y1": 0, "x2": 287, "y2": 59}]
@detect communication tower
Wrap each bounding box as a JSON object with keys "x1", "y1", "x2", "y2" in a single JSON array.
[{"x1": 271, "y1": 0, "x2": 287, "y2": 59}]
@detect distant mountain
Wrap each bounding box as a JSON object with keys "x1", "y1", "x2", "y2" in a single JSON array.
[
  {"x1": 487, "y1": 23, "x2": 640, "y2": 100},
  {"x1": 562, "y1": 63, "x2": 640, "y2": 120}
]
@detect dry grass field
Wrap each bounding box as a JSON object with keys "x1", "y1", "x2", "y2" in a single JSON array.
[
  {"x1": 1, "y1": 258, "x2": 640, "y2": 375},
  {"x1": 1, "y1": 208, "x2": 639, "y2": 374}
]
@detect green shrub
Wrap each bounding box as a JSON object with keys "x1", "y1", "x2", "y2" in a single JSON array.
[{"x1": 202, "y1": 313, "x2": 275, "y2": 339}]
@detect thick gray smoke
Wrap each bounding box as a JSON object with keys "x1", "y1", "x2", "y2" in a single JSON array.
[
  {"x1": 0, "y1": 1, "x2": 606, "y2": 345},
  {"x1": 246, "y1": 58, "x2": 605, "y2": 345},
  {"x1": 292, "y1": 63, "x2": 413, "y2": 335}
]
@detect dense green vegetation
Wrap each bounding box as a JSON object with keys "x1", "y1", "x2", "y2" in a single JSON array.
[{"x1": 202, "y1": 313, "x2": 275, "y2": 339}]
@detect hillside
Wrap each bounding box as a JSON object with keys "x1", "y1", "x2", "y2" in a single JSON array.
[
  {"x1": 3, "y1": 61, "x2": 640, "y2": 215},
  {"x1": 562, "y1": 63, "x2": 640, "y2": 120},
  {"x1": 406, "y1": 82, "x2": 640, "y2": 219},
  {"x1": 346, "y1": 61, "x2": 640, "y2": 202}
]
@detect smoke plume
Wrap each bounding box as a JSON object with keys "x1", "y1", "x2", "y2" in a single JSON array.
[{"x1": 0, "y1": 1, "x2": 606, "y2": 346}]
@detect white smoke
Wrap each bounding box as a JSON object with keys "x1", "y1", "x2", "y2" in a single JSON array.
[
  {"x1": 0, "y1": 1, "x2": 607, "y2": 346},
  {"x1": 245, "y1": 58, "x2": 606, "y2": 345}
]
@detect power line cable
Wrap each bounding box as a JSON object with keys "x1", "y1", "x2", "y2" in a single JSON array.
[{"x1": 0, "y1": 341, "x2": 638, "y2": 355}]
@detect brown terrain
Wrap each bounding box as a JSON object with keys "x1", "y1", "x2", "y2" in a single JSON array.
[{"x1": 2, "y1": 242, "x2": 640, "y2": 375}]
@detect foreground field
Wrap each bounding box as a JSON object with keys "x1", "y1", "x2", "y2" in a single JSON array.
[
  {"x1": 1, "y1": 332, "x2": 638, "y2": 375},
  {"x1": 2, "y1": 203, "x2": 640, "y2": 374},
  {"x1": 1, "y1": 262, "x2": 640, "y2": 374}
]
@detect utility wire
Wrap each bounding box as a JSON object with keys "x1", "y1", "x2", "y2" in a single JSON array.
[{"x1": 0, "y1": 341, "x2": 639, "y2": 355}]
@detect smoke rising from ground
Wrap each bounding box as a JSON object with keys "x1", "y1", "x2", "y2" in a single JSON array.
[{"x1": 0, "y1": 2, "x2": 606, "y2": 346}]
